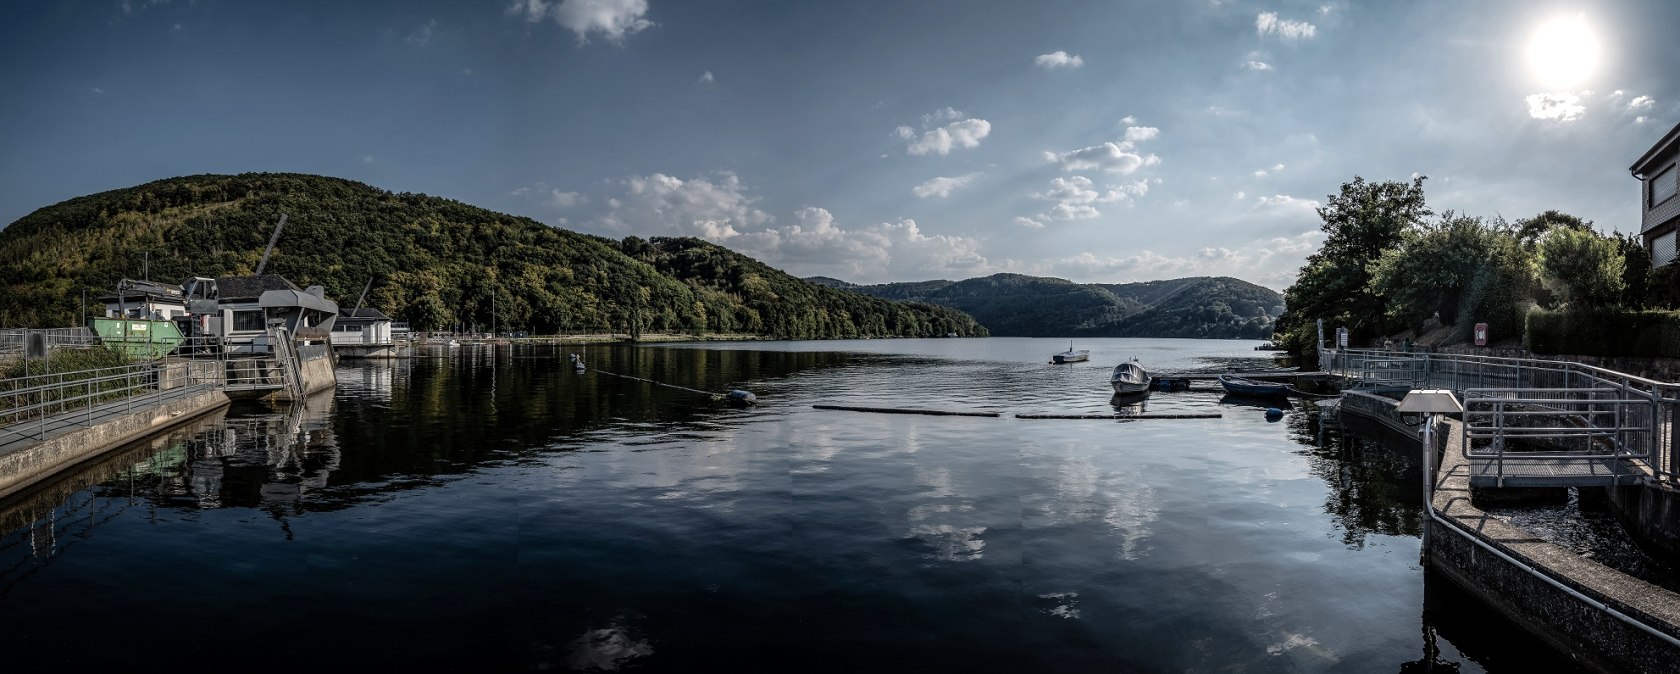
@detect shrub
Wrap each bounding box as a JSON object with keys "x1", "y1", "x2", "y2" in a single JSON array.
[{"x1": 1526, "y1": 307, "x2": 1680, "y2": 357}]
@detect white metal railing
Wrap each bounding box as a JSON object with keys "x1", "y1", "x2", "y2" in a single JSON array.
[{"x1": 1324, "y1": 347, "x2": 1680, "y2": 482}]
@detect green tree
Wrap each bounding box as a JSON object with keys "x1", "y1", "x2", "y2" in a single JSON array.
[
  {"x1": 1538, "y1": 227, "x2": 1625, "y2": 308},
  {"x1": 1275, "y1": 176, "x2": 1430, "y2": 359},
  {"x1": 1515, "y1": 209, "x2": 1593, "y2": 246}
]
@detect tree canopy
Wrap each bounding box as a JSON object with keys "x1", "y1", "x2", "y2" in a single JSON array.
[{"x1": 0, "y1": 173, "x2": 986, "y2": 339}]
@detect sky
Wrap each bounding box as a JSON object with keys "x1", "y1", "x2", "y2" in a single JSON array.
[{"x1": 2, "y1": 0, "x2": 1678, "y2": 290}]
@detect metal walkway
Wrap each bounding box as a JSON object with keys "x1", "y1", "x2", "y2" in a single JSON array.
[
  {"x1": 1325, "y1": 348, "x2": 1673, "y2": 489},
  {"x1": 0, "y1": 384, "x2": 220, "y2": 455}
]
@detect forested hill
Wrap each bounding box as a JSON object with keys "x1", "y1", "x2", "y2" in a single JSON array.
[
  {"x1": 809, "y1": 273, "x2": 1283, "y2": 338},
  {"x1": 0, "y1": 173, "x2": 986, "y2": 338}
]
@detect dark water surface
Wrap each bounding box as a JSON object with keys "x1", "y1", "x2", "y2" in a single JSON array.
[{"x1": 0, "y1": 338, "x2": 1583, "y2": 671}]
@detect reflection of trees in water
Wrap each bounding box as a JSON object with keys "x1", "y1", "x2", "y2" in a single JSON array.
[{"x1": 1284, "y1": 402, "x2": 1424, "y2": 549}]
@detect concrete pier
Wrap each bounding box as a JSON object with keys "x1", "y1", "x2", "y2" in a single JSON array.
[
  {"x1": 0, "y1": 386, "x2": 230, "y2": 501},
  {"x1": 1343, "y1": 396, "x2": 1680, "y2": 672}
]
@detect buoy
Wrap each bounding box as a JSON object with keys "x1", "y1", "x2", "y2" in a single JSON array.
[
  {"x1": 727, "y1": 389, "x2": 758, "y2": 406},
  {"x1": 1265, "y1": 407, "x2": 1284, "y2": 421}
]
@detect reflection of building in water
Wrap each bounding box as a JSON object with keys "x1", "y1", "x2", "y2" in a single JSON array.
[
  {"x1": 183, "y1": 391, "x2": 340, "y2": 509},
  {"x1": 337, "y1": 360, "x2": 401, "y2": 403}
]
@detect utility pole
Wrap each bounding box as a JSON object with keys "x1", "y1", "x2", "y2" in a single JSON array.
[{"x1": 143, "y1": 251, "x2": 149, "y2": 281}]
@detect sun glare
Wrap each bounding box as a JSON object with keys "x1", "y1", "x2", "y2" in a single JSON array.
[{"x1": 1526, "y1": 14, "x2": 1600, "y2": 88}]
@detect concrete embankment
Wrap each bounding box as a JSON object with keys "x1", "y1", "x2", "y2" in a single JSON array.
[
  {"x1": 1343, "y1": 396, "x2": 1680, "y2": 673},
  {"x1": 0, "y1": 388, "x2": 230, "y2": 501}
]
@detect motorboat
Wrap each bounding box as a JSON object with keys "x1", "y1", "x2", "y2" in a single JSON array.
[
  {"x1": 1218, "y1": 373, "x2": 1290, "y2": 397},
  {"x1": 1052, "y1": 341, "x2": 1090, "y2": 364},
  {"x1": 1110, "y1": 357, "x2": 1150, "y2": 394}
]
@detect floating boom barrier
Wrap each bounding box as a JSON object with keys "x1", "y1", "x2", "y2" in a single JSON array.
[{"x1": 588, "y1": 365, "x2": 757, "y2": 406}]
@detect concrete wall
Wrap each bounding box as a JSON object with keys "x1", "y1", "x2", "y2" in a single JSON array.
[
  {"x1": 0, "y1": 388, "x2": 230, "y2": 501},
  {"x1": 273, "y1": 345, "x2": 335, "y2": 401},
  {"x1": 1608, "y1": 484, "x2": 1680, "y2": 562},
  {"x1": 1342, "y1": 398, "x2": 1680, "y2": 673}
]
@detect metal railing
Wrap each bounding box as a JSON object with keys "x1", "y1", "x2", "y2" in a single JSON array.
[
  {"x1": 1324, "y1": 347, "x2": 1680, "y2": 483},
  {"x1": 0, "y1": 332, "x2": 297, "y2": 443},
  {"x1": 0, "y1": 328, "x2": 98, "y2": 360},
  {"x1": 0, "y1": 361, "x2": 215, "y2": 443}
]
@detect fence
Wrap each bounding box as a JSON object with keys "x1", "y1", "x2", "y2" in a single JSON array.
[
  {"x1": 1323, "y1": 347, "x2": 1680, "y2": 483},
  {"x1": 0, "y1": 328, "x2": 98, "y2": 361},
  {"x1": 0, "y1": 335, "x2": 283, "y2": 444}
]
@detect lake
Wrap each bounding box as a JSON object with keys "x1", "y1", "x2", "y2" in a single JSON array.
[{"x1": 0, "y1": 337, "x2": 1583, "y2": 671}]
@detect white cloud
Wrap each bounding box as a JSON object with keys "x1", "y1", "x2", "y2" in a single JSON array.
[
  {"x1": 1637, "y1": 116, "x2": 1650, "y2": 124},
  {"x1": 586, "y1": 173, "x2": 996, "y2": 282},
  {"x1": 507, "y1": 0, "x2": 653, "y2": 45},
  {"x1": 1120, "y1": 115, "x2": 1137, "y2": 125},
  {"x1": 697, "y1": 70, "x2": 713, "y2": 84},
  {"x1": 1206, "y1": 105, "x2": 1242, "y2": 117},
  {"x1": 549, "y1": 190, "x2": 586, "y2": 208},
  {"x1": 899, "y1": 110, "x2": 992, "y2": 156},
  {"x1": 1045, "y1": 142, "x2": 1161, "y2": 173},
  {"x1": 923, "y1": 107, "x2": 965, "y2": 124},
  {"x1": 1526, "y1": 93, "x2": 1585, "y2": 121},
  {"x1": 1256, "y1": 11, "x2": 1317, "y2": 40},
  {"x1": 1243, "y1": 61, "x2": 1273, "y2": 71},
  {"x1": 1254, "y1": 170, "x2": 1268, "y2": 177},
  {"x1": 1035, "y1": 51, "x2": 1084, "y2": 69},
  {"x1": 406, "y1": 18, "x2": 437, "y2": 45},
  {"x1": 1020, "y1": 176, "x2": 1154, "y2": 226},
  {"x1": 1629, "y1": 95, "x2": 1655, "y2": 111},
  {"x1": 1122, "y1": 126, "x2": 1160, "y2": 142},
  {"x1": 91, "y1": 87, "x2": 105, "y2": 95},
  {"x1": 1253, "y1": 194, "x2": 1321, "y2": 215},
  {"x1": 913, "y1": 174, "x2": 979, "y2": 198},
  {"x1": 513, "y1": 184, "x2": 588, "y2": 210},
  {"x1": 1273, "y1": 163, "x2": 1285, "y2": 171},
  {"x1": 1041, "y1": 228, "x2": 1325, "y2": 287}
]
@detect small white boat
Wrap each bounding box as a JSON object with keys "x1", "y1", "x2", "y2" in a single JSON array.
[
  {"x1": 447, "y1": 339, "x2": 460, "y2": 347},
  {"x1": 1052, "y1": 341, "x2": 1090, "y2": 364},
  {"x1": 1111, "y1": 357, "x2": 1150, "y2": 394}
]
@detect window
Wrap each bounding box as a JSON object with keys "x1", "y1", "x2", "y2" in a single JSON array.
[
  {"x1": 1656, "y1": 231, "x2": 1678, "y2": 267},
  {"x1": 1654, "y1": 164, "x2": 1678, "y2": 207},
  {"x1": 232, "y1": 310, "x2": 266, "y2": 332}
]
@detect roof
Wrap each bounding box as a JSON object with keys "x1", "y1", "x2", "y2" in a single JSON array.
[
  {"x1": 94, "y1": 279, "x2": 185, "y2": 303},
  {"x1": 338, "y1": 307, "x2": 391, "y2": 320},
  {"x1": 215, "y1": 274, "x2": 301, "y2": 301},
  {"x1": 1631, "y1": 120, "x2": 1680, "y2": 175}
]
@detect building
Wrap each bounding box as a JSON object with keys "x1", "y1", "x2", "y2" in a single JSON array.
[
  {"x1": 1631, "y1": 120, "x2": 1680, "y2": 266},
  {"x1": 332, "y1": 307, "x2": 397, "y2": 358},
  {"x1": 212, "y1": 274, "x2": 338, "y2": 354},
  {"x1": 96, "y1": 279, "x2": 187, "y2": 320}
]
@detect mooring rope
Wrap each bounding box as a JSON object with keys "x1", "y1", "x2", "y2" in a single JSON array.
[{"x1": 590, "y1": 366, "x2": 724, "y2": 399}]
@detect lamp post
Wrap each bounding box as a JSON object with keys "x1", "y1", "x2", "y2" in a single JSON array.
[{"x1": 1396, "y1": 389, "x2": 1465, "y2": 565}]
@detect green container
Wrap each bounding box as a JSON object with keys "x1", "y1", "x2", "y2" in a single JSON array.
[{"x1": 90, "y1": 317, "x2": 185, "y2": 359}]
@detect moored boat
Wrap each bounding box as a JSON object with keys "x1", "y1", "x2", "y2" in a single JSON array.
[
  {"x1": 1052, "y1": 341, "x2": 1090, "y2": 364},
  {"x1": 1218, "y1": 373, "x2": 1290, "y2": 397},
  {"x1": 1111, "y1": 357, "x2": 1150, "y2": 394}
]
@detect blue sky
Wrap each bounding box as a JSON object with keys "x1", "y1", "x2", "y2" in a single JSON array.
[{"x1": 2, "y1": 0, "x2": 1677, "y2": 289}]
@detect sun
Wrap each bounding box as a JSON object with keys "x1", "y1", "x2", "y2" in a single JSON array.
[{"x1": 1526, "y1": 14, "x2": 1601, "y2": 88}]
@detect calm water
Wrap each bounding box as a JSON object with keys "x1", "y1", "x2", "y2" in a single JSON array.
[{"x1": 0, "y1": 338, "x2": 1583, "y2": 671}]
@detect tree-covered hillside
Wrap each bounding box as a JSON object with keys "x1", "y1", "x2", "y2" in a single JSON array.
[
  {"x1": 820, "y1": 273, "x2": 1281, "y2": 338},
  {"x1": 0, "y1": 173, "x2": 985, "y2": 338}
]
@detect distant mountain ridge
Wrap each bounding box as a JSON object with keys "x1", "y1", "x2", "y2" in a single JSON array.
[{"x1": 807, "y1": 273, "x2": 1283, "y2": 339}]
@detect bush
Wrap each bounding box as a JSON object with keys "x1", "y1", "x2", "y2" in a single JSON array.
[{"x1": 1526, "y1": 307, "x2": 1680, "y2": 357}]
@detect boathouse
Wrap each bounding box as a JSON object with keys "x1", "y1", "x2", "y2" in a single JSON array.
[
  {"x1": 332, "y1": 306, "x2": 397, "y2": 358},
  {"x1": 1632, "y1": 119, "x2": 1680, "y2": 266},
  {"x1": 213, "y1": 274, "x2": 336, "y2": 354}
]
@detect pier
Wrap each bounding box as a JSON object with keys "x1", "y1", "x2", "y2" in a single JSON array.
[
  {"x1": 1330, "y1": 347, "x2": 1680, "y2": 671},
  {"x1": 0, "y1": 331, "x2": 330, "y2": 501}
]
